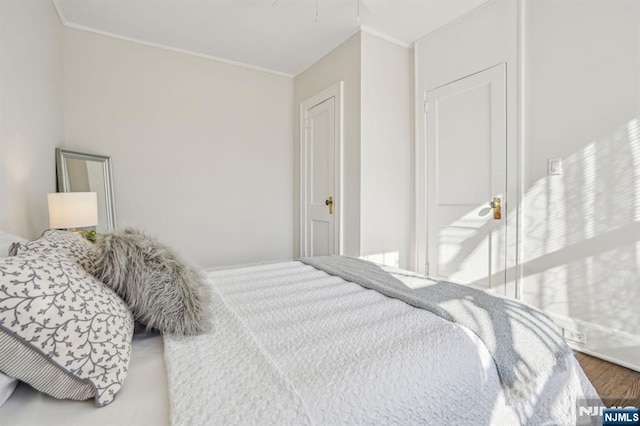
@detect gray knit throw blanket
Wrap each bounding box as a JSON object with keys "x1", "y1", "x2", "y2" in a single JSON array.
[{"x1": 299, "y1": 256, "x2": 570, "y2": 407}]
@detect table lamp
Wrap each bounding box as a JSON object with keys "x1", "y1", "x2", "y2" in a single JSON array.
[{"x1": 47, "y1": 192, "x2": 98, "y2": 231}]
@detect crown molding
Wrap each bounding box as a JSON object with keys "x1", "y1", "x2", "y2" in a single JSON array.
[
  {"x1": 414, "y1": 0, "x2": 496, "y2": 43},
  {"x1": 293, "y1": 25, "x2": 412, "y2": 78},
  {"x1": 51, "y1": 0, "x2": 67, "y2": 25},
  {"x1": 293, "y1": 28, "x2": 362, "y2": 77},
  {"x1": 51, "y1": 0, "x2": 294, "y2": 79},
  {"x1": 359, "y1": 25, "x2": 412, "y2": 49}
]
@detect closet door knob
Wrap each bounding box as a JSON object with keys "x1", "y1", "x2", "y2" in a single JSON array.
[
  {"x1": 325, "y1": 197, "x2": 333, "y2": 214},
  {"x1": 490, "y1": 197, "x2": 501, "y2": 220}
]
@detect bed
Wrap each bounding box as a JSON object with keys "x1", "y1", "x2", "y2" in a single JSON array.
[
  {"x1": 0, "y1": 231, "x2": 602, "y2": 425},
  {"x1": 2, "y1": 332, "x2": 169, "y2": 425}
]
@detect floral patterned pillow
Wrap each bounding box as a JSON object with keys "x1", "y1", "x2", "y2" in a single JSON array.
[
  {"x1": 8, "y1": 229, "x2": 93, "y2": 265},
  {"x1": 0, "y1": 251, "x2": 134, "y2": 406}
]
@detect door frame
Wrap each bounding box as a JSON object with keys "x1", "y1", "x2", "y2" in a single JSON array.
[
  {"x1": 299, "y1": 81, "x2": 344, "y2": 257},
  {"x1": 426, "y1": 63, "x2": 507, "y2": 293},
  {"x1": 416, "y1": 62, "x2": 520, "y2": 299}
]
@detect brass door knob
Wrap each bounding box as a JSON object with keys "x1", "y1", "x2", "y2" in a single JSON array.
[
  {"x1": 490, "y1": 197, "x2": 501, "y2": 220},
  {"x1": 325, "y1": 196, "x2": 333, "y2": 214}
]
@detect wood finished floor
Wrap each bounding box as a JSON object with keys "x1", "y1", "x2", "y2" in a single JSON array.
[{"x1": 575, "y1": 351, "x2": 640, "y2": 407}]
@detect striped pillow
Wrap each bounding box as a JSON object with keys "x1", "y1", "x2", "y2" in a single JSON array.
[{"x1": 0, "y1": 252, "x2": 134, "y2": 406}]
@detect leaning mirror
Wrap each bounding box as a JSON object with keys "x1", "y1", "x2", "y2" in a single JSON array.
[{"x1": 56, "y1": 148, "x2": 117, "y2": 232}]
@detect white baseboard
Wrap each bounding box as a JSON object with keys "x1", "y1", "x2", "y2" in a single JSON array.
[{"x1": 548, "y1": 312, "x2": 640, "y2": 372}]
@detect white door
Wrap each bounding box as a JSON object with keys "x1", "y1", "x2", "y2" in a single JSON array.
[
  {"x1": 300, "y1": 83, "x2": 343, "y2": 257},
  {"x1": 426, "y1": 64, "x2": 508, "y2": 295}
]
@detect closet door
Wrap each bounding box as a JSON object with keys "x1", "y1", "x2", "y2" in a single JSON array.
[
  {"x1": 300, "y1": 82, "x2": 343, "y2": 257},
  {"x1": 426, "y1": 64, "x2": 509, "y2": 295},
  {"x1": 304, "y1": 97, "x2": 336, "y2": 257}
]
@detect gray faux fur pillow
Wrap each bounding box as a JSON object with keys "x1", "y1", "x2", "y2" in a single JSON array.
[{"x1": 87, "y1": 228, "x2": 210, "y2": 335}]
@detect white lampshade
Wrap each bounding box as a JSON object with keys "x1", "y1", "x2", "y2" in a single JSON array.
[{"x1": 48, "y1": 192, "x2": 98, "y2": 229}]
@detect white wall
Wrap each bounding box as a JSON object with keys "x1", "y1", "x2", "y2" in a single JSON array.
[
  {"x1": 63, "y1": 28, "x2": 294, "y2": 267},
  {"x1": 294, "y1": 31, "x2": 413, "y2": 266},
  {"x1": 521, "y1": 0, "x2": 640, "y2": 368},
  {"x1": 414, "y1": 0, "x2": 520, "y2": 278},
  {"x1": 0, "y1": 0, "x2": 64, "y2": 239},
  {"x1": 360, "y1": 32, "x2": 413, "y2": 269},
  {"x1": 294, "y1": 32, "x2": 362, "y2": 258},
  {"x1": 416, "y1": 0, "x2": 640, "y2": 369}
]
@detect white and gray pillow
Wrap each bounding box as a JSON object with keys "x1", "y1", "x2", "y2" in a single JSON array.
[
  {"x1": 88, "y1": 228, "x2": 210, "y2": 335},
  {"x1": 0, "y1": 230, "x2": 27, "y2": 258},
  {"x1": 0, "y1": 251, "x2": 134, "y2": 406},
  {"x1": 8, "y1": 229, "x2": 93, "y2": 265}
]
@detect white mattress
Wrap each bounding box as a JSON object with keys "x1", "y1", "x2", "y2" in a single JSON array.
[
  {"x1": 0, "y1": 333, "x2": 169, "y2": 426},
  {"x1": 165, "y1": 261, "x2": 600, "y2": 425}
]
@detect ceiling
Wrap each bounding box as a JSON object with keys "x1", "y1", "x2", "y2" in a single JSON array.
[{"x1": 54, "y1": 0, "x2": 490, "y2": 77}]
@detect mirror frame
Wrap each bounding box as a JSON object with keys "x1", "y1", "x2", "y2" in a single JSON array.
[{"x1": 55, "y1": 148, "x2": 117, "y2": 231}]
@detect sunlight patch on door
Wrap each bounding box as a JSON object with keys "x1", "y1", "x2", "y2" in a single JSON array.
[
  {"x1": 438, "y1": 225, "x2": 490, "y2": 287},
  {"x1": 361, "y1": 251, "x2": 400, "y2": 268}
]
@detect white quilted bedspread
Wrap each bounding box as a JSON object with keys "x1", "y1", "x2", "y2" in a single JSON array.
[{"x1": 164, "y1": 261, "x2": 600, "y2": 426}]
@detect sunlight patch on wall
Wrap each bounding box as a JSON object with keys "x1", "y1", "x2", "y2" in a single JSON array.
[{"x1": 521, "y1": 118, "x2": 640, "y2": 335}]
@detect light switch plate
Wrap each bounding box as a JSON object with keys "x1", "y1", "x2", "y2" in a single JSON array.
[{"x1": 548, "y1": 157, "x2": 562, "y2": 175}]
